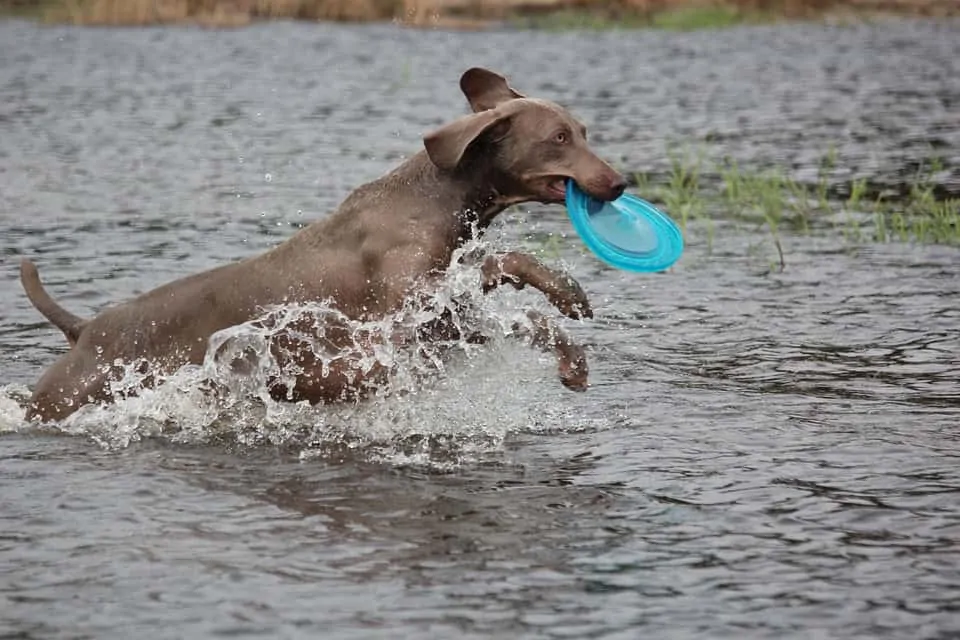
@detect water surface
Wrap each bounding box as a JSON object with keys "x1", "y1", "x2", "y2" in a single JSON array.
[{"x1": 1, "y1": 18, "x2": 959, "y2": 639}]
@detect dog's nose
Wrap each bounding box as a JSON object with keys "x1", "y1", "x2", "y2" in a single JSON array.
[{"x1": 609, "y1": 175, "x2": 627, "y2": 200}]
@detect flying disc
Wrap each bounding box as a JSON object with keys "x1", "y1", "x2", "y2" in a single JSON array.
[{"x1": 565, "y1": 180, "x2": 684, "y2": 273}]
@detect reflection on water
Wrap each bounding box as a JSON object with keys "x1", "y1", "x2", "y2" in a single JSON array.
[{"x1": 1, "y1": 17, "x2": 959, "y2": 640}]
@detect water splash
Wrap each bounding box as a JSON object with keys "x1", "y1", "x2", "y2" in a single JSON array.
[
  {"x1": 4, "y1": 232, "x2": 593, "y2": 467},
  {"x1": 0, "y1": 384, "x2": 30, "y2": 432}
]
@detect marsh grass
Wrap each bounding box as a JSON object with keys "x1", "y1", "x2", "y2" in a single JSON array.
[
  {"x1": 506, "y1": 0, "x2": 956, "y2": 32},
  {"x1": 37, "y1": 0, "x2": 402, "y2": 25},
  {"x1": 648, "y1": 4, "x2": 770, "y2": 29},
  {"x1": 0, "y1": 0, "x2": 53, "y2": 18},
  {"x1": 509, "y1": 4, "x2": 774, "y2": 31},
  {"x1": 646, "y1": 152, "x2": 957, "y2": 256}
]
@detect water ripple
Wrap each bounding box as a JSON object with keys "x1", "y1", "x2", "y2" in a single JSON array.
[{"x1": 1, "y1": 16, "x2": 959, "y2": 640}]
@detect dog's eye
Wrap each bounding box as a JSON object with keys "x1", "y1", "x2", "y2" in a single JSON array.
[{"x1": 555, "y1": 131, "x2": 568, "y2": 144}]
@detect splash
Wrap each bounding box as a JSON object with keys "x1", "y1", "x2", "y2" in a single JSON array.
[
  {"x1": 0, "y1": 384, "x2": 30, "y2": 432},
  {"x1": 4, "y1": 231, "x2": 592, "y2": 467}
]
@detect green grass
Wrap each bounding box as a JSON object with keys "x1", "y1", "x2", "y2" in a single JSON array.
[
  {"x1": 650, "y1": 5, "x2": 770, "y2": 30},
  {"x1": 648, "y1": 152, "x2": 957, "y2": 262},
  {"x1": 0, "y1": 0, "x2": 55, "y2": 19},
  {"x1": 511, "y1": 5, "x2": 776, "y2": 32}
]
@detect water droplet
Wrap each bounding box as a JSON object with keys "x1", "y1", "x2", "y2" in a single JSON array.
[{"x1": 265, "y1": 173, "x2": 272, "y2": 182}]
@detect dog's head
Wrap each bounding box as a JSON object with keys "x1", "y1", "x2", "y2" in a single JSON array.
[{"x1": 424, "y1": 67, "x2": 626, "y2": 205}]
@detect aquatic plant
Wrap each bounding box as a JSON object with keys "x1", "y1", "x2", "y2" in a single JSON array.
[{"x1": 638, "y1": 152, "x2": 960, "y2": 253}]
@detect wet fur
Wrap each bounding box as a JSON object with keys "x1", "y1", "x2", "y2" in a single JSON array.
[{"x1": 20, "y1": 67, "x2": 626, "y2": 423}]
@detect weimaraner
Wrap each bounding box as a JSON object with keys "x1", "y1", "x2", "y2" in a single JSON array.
[{"x1": 19, "y1": 67, "x2": 627, "y2": 423}]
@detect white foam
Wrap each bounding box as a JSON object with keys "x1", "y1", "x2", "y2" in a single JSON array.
[
  {"x1": 4, "y1": 232, "x2": 596, "y2": 467},
  {"x1": 0, "y1": 384, "x2": 30, "y2": 432}
]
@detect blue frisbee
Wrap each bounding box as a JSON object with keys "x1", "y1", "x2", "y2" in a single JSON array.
[{"x1": 565, "y1": 180, "x2": 684, "y2": 273}]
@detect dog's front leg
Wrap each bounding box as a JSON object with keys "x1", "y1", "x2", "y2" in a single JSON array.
[
  {"x1": 480, "y1": 252, "x2": 593, "y2": 320},
  {"x1": 511, "y1": 309, "x2": 589, "y2": 391}
]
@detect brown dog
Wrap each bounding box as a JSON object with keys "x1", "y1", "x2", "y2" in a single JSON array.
[{"x1": 20, "y1": 67, "x2": 626, "y2": 423}]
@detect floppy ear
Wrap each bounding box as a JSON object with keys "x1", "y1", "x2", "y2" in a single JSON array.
[
  {"x1": 460, "y1": 67, "x2": 525, "y2": 113},
  {"x1": 423, "y1": 109, "x2": 510, "y2": 172}
]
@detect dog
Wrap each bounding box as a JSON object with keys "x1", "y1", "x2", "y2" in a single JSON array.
[{"x1": 19, "y1": 67, "x2": 627, "y2": 423}]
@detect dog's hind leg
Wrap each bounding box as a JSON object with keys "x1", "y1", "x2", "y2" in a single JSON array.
[
  {"x1": 265, "y1": 325, "x2": 394, "y2": 406},
  {"x1": 25, "y1": 350, "x2": 115, "y2": 422}
]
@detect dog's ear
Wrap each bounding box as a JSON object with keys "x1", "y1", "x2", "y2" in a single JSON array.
[
  {"x1": 460, "y1": 67, "x2": 525, "y2": 113},
  {"x1": 423, "y1": 108, "x2": 511, "y2": 172}
]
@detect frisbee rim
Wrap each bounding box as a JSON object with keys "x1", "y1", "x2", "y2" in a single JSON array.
[{"x1": 565, "y1": 181, "x2": 684, "y2": 273}]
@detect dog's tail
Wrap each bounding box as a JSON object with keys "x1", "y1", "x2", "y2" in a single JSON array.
[{"x1": 20, "y1": 258, "x2": 86, "y2": 347}]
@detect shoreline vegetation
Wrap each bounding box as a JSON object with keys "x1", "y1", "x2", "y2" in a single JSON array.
[
  {"x1": 630, "y1": 152, "x2": 960, "y2": 256},
  {"x1": 0, "y1": 0, "x2": 957, "y2": 29}
]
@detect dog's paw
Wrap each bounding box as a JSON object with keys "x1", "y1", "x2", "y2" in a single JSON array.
[
  {"x1": 548, "y1": 275, "x2": 593, "y2": 320},
  {"x1": 558, "y1": 345, "x2": 589, "y2": 391},
  {"x1": 480, "y1": 256, "x2": 522, "y2": 293}
]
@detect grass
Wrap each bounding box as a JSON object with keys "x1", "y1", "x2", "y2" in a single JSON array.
[
  {"x1": 503, "y1": 0, "x2": 955, "y2": 32},
  {"x1": 641, "y1": 150, "x2": 958, "y2": 264},
  {"x1": 649, "y1": 4, "x2": 768, "y2": 29},
  {"x1": 0, "y1": 0, "x2": 55, "y2": 18},
  {"x1": 4, "y1": 0, "x2": 405, "y2": 25},
  {"x1": 508, "y1": 5, "x2": 775, "y2": 31}
]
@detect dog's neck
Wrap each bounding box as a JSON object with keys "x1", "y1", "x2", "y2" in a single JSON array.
[
  {"x1": 445, "y1": 157, "x2": 528, "y2": 236},
  {"x1": 456, "y1": 185, "x2": 510, "y2": 232}
]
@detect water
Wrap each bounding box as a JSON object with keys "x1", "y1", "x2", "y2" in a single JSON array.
[{"x1": 2, "y1": 17, "x2": 960, "y2": 639}]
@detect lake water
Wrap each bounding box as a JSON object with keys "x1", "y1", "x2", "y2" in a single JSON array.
[{"x1": 1, "y1": 17, "x2": 959, "y2": 639}]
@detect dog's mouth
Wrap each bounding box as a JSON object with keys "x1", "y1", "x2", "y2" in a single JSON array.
[{"x1": 539, "y1": 178, "x2": 569, "y2": 203}]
